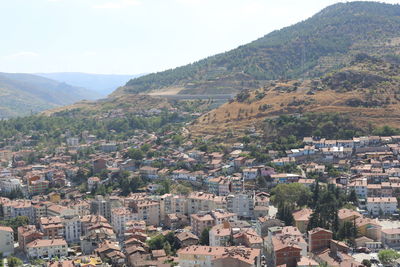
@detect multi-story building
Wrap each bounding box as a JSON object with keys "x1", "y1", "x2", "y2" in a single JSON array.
[
  {"x1": 62, "y1": 215, "x2": 81, "y2": 243},
  {"x1": 308, "y1": 228, "x2": 333, "y2": 252},
  {"x1": 187, "y1": 192, "x2": 227, "y2": 215},
  {"x1": 18, "y1": 225, "x2": 44, "y2": 252},
  {"x1": 381, "y1": 228, "x2": 400, "y2": 248},
  {"x1": 348, "y1": 179, "x2": 368, "y2": 199},
  {"x1": 111, "y1": 207, "x2": 137, "y2": 236},
  {"x1": 132, "y1": 200, "x2": 160, "y2": 226},
  {"x1": 209, "y1": 225, "x2": 231, "y2": 247},
  {"x1": 2, "y1": 199, "x2": 35, "y2": 223},
  {"x1": 90, "y1": 195, "x2": 112, "y2": 221},
  {"x1": 191, "y1": 213, "x2": 215, "y2": 236},
  {"x1": 366, "y1": 197, "x2": 398, "y2": 216},
  {"x1": 226, "y1": 193, "x2": 254, "y2": 219},
  {"x1": 40, "y1": 216, "x2": 65, "y2": 239},
  {"x1": 29, "y1": 180, "x2": 49, "y2": 195},
  {"x1": 0, "y1": 178, "x2": 22, "y2": 194},
  {"x1": 26, "y1": 239, "x2": 68, "y2": 259},
  {"x1": 178, "y1": 246, "x2": 261, "y2": 267},
  {"x1": 87, "y1": 177, "x2": 100, "y2": 191},
  {"x1": 0, "y1": 226, "x2": 14, "y2": 256},
  {"x1": 80, "y1": 215, "x2": 108, "y2": 235},
  {"x1": 191, "y1": 210, "x2": 237, "y2": 236}
]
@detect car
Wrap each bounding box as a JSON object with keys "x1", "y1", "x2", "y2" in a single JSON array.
[{"x1": 370, "y1": 258, "x2": 380, "y2": 264}]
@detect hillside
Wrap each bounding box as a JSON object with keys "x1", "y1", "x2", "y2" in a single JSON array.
[
  {"x1": 112, "y1": 1, "x2": 400, "y2": 96},
  {"x1": 37, "y1": 72, "x2": 144, "y2": 96},
  {"x1": 189, "y1": 55, "x2": 400, "y2": 140},
  {"x1": 0, "y1": 73, "x2": 100, "y2": 118}
]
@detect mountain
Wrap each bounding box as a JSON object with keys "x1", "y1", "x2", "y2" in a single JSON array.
[
  {"x1": 38, "y1": 72, "x2": 145, "y2": 96},
  {"x1": 0, "y1": 73, "x2": 100, "y2": 118},
  {"x1": 189, "y1": 54, "x2": 400, "y2": 139},
  {"x1": 112, "y1": 1, "x2": 400, "y2": 96}
]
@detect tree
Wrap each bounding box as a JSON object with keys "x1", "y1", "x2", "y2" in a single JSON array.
[
  {"x1": 148, "y1": 234, "x2": 166, "y2": 250},
  {"x1": 271, "y1": 183, "x2": 311, "y2": 208},
  {"x1": 277, "y1": 203, "x2": 294, "y2": 226},
  {"x1": 199, "y1": 228, "x2": 210, "y2": 245},
  {"x1": 362, "y1": 259, "x2": 371, "y2": 267},
  {"x1": 127, "y1": 148, "x2": 144, "y2": 161},
  {"x1": 7, "y1": 257, "x2": 23, "y2": 267},
  {"x1": 378, "y1": 249, "x2": 400, "y2": 264},
  {"x1": 348, "y1": 190, "x2": 358, "y2": 206},
  {"x1": 163, "y1": 241, "x2": 172, "y2": 255}
]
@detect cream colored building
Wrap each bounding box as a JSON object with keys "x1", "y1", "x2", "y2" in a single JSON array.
[{"x1": 26, "y1": 239, "x2": 68, "y2": 259}]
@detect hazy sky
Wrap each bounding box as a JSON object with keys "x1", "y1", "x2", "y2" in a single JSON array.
[{"x1": 1, "y1": 0, "x2": 399, "y2": 74}]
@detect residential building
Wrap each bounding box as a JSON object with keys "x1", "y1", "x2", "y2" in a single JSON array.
[
  {"x1": 111, "y1": 207, "x2": 137, "y2": 236},
  {"x1": 226, "y1": 193, "x2": 254, "y2": 219},
  {"x1": 26, "y1": 239, "x2": 68, "y2": 259},
  {"x1": 178, "y1": 246, "x2": 261, "y2": 267},
  {"x1": 366, "y1": 197, "x2": 398, "y2": 216},
  {"x1": 0, "y1": 226, "x2": 14, "y2": 256}
]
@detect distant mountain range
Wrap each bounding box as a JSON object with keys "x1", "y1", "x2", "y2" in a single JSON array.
[
  {"x1": 38, "y1": 72, "x2": 145, "y2": 96},
  {"x1": 0, "y1": 73, "x2": 100, "y2": 118},
  {"x1": 112, "y1": 1, "x2": 400, "y2": 96}
]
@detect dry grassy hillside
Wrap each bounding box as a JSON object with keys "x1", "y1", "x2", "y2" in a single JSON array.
[{"x1": 190, "y1": 56, "x2": 400, "y2": 139}]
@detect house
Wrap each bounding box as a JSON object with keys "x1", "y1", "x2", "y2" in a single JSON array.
[
  {"x1": 175, "y1": 232, "x2": 199, "y2": 247},
  {"x1": 355, "y1": 217, "x2": 382, "y2": 241},
  {"x1": 270, "y1": 173, "x2": 302, "y2": 184},
  {"x1": 0, "y1": 226, "x2": 14, "y2": 256},
  {"x1": 308, "y1": 228, "x2": 332, "y2": 252},
  {"x1": 292, "y1": 209, "x2": 312, "y2": 233},
  {"x1": 381, "y1": 228, "x2": 400, "y2": 248},
  {"x1": 338, "y1": 209, "x2": 361, "y2": 225},
  {"x1": 243, "y1": 168, "x2": 258, "y2": 180}
]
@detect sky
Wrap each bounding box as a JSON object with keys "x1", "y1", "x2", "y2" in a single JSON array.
[{"x1": 0, "y1": 0, "x2": 399, "y2": 75}]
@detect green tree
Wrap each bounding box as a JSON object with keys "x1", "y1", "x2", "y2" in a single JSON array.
[
  {"x1": 7, "y1": 257, "x2": 23, "y2": 267},
  {"x1": 378, "y1": 249, "x2": 400, "y2": 264},
  {"x1": 148, "y1": 234, "x2": 166, "y2": 250},
  {"x1": 277, "y1": 203, "x2": 294, "y2": 226},
  {"x1": 271, "y1": 183, "x2": 311, "y2": 208},
  {"x1": 348, "y1": 190, "x2": 358, "y2": 206},
  {"x1": 199, "y1": 228, "x2": 210, "y2": 245},
  {"x1": 127, "y1": 148, "x2": 144, "y2": 160},
  {"x1": 362, "y1": 259, "x2": 371, "y2": 267},
  {"x1": 163, "y1": 241, "x2": 172, "y2": 255}
]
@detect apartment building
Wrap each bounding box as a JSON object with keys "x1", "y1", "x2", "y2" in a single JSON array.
[
  {"x1": 111, "y1": 207, "x2": 137, "y2": 236},
  {"x1": 131, "y1": 200, "x2": 160, "y2": 226},
  {"x1": 26, "y1": 239, "x2": 68, "y2": 259},
  {"x1": 0, "y1": 226, "x2": 14, "y2": 256},
  {"x1": 366, "y1": 197, "x2": 398, "y2": 216},
  {"x1": 178, "y1": 246, "x2": 261, "y2": 267}
]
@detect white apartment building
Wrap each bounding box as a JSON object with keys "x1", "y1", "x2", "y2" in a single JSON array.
[
  {"x1": 111, "y1": 207, "x2": 137, "y2": 236},
  {"x1": 366, "y1": 197, "x2": 398, "y2": 216},
  {"x1": 26, "y1": 239, "x2": 68, "y2": 259},
  {"x1": 0, "y1": 178, "x2": 22, "y2": 193},
  {"x1": 226, "y1": 193, "x2": 254, "y2": 219},
  {"x1": 0, "y1": 226, "x2": 14, "y2": 256},
  {"x1": 62, "y1": 215, "x2": 81, "y2": 243}
]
